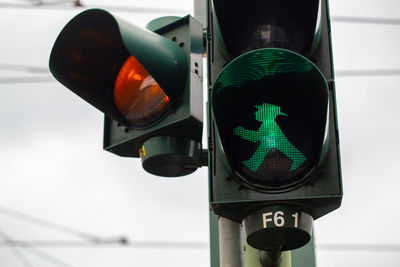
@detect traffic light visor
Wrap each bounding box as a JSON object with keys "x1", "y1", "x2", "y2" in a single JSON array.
[
  {"x1": 212, "y1": 0, "x2": 320, "y2": 57},
  {"x1": 211, "y1": 48, "x2": 328, "y2": 191},
  {"x1": 49, "y1": 9, "x2": 187, "y2": 127}
]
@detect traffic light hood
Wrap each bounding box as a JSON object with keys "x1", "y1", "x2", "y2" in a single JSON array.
[
  {"x1": 212, "y1": 0, "x2": 321, "y2": 58},
  {"x1": 49, "y1": 9, "x2": 188, "y2": 126}
]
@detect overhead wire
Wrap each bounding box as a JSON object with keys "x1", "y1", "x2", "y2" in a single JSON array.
[
  {"x1": 2, "y1": 70, "x2": 400, "y2": 84},
  {"x1": 0, "y1": 207, "x2": 207, "y2": 251},
  {"x1": 331, "y1": 15, "x2": 400, "y2": 25},
  {"x1": 335, "y1": 69, "x2": 400, "y2": 77},
  {"x1": 0, "y1": 76, "x2": 54, "y2": 83},
  {"x1": 1, "y1": 238, "x2": 76, "y2": 267},
  {"x1": 0, "y1": 1, "x2": 189, "y2": 14},
  {"x1": 0, "y1": 229, "x2": 34, "y2": 267},
  {"x1": 0, "y1": 63, "x2": 49, "y2": 74},
  {"x1": 0, "y1": 239, "x2": 208, "y2": 249},
  {"x1": 16, "y1": 245, "x2": 76, "y2": 267},
  {"x1": 0, "y1": 228, "x2": 77, "y2": 267},
  {"x1": 317, "y1": 243, "x2": 400, "y2": 252},
  {"x1": 0, "y1": 3, "x2": 399, "y2": 85},
  {"x1": 3, "y1": 0, "x2": 400, "y2": 27},
  {"x1": 0, "y1": 239, "x2": 399, "y2": 252},
  {"x1": 0, "y1": 206, "x2": 126, "y2": 245}
]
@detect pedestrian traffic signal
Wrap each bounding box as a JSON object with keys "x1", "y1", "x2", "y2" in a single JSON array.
[
  {"x1": 212, "y1": 48, "x2": 329, "y2": 192},
  {"x1": 49, "y1": 9, "x2": 204, "y2": 176},
  {"x1": 208, "y1": 0, "x2": 342, "y2": 251}
]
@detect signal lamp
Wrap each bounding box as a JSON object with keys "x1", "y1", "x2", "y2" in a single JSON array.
[
  {"x1": 49, "y1": 9, "x2": 204, "y2": 177},
  {"x1": 212, "y1": 48, "x2": 328, "y2": 192},
  {"x1": 114, "y1": 55, "x2": 170, "y2": 128}
]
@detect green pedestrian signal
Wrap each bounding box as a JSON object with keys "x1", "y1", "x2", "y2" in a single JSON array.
[
  {"x1": 208, "y1": 0, "x2": 342, "y2": 251},
  {"x1": 211, "y1": 48, "x2": 329, "y2": 191},
  {"x1": 233, "y1": 102, "x2": 307, "y2": 172}
]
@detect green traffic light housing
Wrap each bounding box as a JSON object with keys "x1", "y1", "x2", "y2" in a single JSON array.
[
  {"x1": 49, "y1": 9, "x2": 204, "y2": 177},
  {"x1": 49, "y1": 9, "x2": 187, "y2": 127},
  {"x1": 212, "y1": 0, "x2": 321, "y2": 58},
  {"x1": 208, "y1": 0, "x2": 342, "y2": 251}
]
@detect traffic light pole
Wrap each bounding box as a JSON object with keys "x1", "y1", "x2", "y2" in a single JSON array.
[
  {"x1": 196, "y1": 1, "x2": 320, "y2": 266},
  {"x1": 217, "y1": 218, "x2": 292, "y2": 267},
  {"x1": 218, "y1": 217, "x2": 245, "y2": 267},
  {"x1": 209, "y1": 203, "x2": 316, "y2": 267},
  {"x1": 246, "y1": 246, "x2": 291, "y2": 267},
  {"x1": 209, "y1": 212, "x2": 298, "y2": 267}
]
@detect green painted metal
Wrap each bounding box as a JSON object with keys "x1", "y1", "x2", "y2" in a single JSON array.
[
  {"x1": 103, "y1": 15, "x2": 204, "y2": 161},
  {"x1": 49, "y1": 9, "x2": 187, "y2": 124},
  {"x1": 209, "y1": 211, "x2": 220, "y2": 267},
  {"x1": 290, "y1": 234, "x2": 316, "y2": 267},
  {"x1": 117, "y1": 14, "x2": 188, "y2": 101},
  {"x1": 49, "y1": 9, "x2": 205, "y2": 174},
  {"x1": 146, "y1": 16, "x2": 182, "y2": 31},
  {"x1": 208, "y1": 0, "x2": 342, "y2": 224},
  {"x1": 140, "y1": 136, "x2": 202, "y2": 177}
]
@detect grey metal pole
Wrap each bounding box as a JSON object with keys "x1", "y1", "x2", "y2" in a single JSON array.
[
  {"x1": 193, "y1": 0, "x2": 207, "y2": 27},
  {"x1": 218, "y1": 217, "x2": 245, "y2": 267},
  {"x1": 245, "y1": 244, "x2": 292, "y2": 267},
  {"x1": 259, "y1": 250, "x2": 283, "y2": 267}
]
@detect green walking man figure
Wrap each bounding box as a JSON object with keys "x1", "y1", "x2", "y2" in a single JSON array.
[{"x1": 233, "y1": 103, "x2": 307, "y2": 172}]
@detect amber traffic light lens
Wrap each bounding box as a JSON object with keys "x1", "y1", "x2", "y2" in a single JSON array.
[{"x1": 114, "y1": 55, "x2": 170, "y2": 127}]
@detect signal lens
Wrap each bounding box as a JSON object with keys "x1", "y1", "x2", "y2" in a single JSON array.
[
  {"x1": 114, "y1": 55, "x2": 170, "y2": 127},
  {"x1": 212, "y1": 48, "x2": 328, "y2": 191},
  {"x1": 213, "y1": 0, "x2": 319, "y2": 56}
]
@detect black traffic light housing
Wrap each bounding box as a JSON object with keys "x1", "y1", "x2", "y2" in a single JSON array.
[{"x1": 207, "y1": 0, "x2": 342, "y2": 251}]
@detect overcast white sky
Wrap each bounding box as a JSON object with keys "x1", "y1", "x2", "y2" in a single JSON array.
[{"x1": 1, "y1": 0, "x2": 400, "y2": 266}]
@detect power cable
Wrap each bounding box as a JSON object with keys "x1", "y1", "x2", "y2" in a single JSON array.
[
  {"x1": 317, "y1": 243, "x2": 400, "y2": 252},
  {"x1": 0, "y1": 2, "x2": 190, "y2": 14},
  {"x1": 0, "y1": 76, "x2": 54, "y2": 83},
  {"x1": 0, "y1": 229, "x2": 77, "y2": 267},
  {"x1": 335, "y1": 69, "x2": 400, "y2": 77},
  {"x1": 17, "y1": 245, "x2": 76, "y2": 267},
  {"x1": 0, "y1": 206, "x2": 126, "y2": 245},
  {"x1": 0, "y1": 63, "x2": 49, "y2": 74},
  {"x1": 7, "y1": 0, "x2": 80, "y2": 6},
  {"x1": 1, "y1": 239, "x2": 399, "y2": 252},
  {"x1": 331, "y1": 15, "x2": 400, "y2": 25},
  {"x1": 3, "y1": 69, "x2": 400, "y2": 84},
  {"x1": 3, "y1": 1, "x2": 400, "y2": 27},
  {"x1": 0, "y1": 229, "x2": 34, "y2": 267},
  {"x1": 10, "y1": 0, "x2": 79, "y2": 5},
  {"x1": 0, "y1": 239, "x2": 208, "y2": 249}
]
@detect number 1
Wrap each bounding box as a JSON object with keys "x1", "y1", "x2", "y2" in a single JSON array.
[{"x1": 292, "y1": 212, "x2": 298, "y2": 228}]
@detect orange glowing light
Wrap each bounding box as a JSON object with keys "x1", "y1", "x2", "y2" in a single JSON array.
[{"x1": 114, "y1": 55, "x2": 170, "y2": 127}]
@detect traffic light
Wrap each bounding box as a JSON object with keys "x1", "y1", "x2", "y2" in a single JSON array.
[
  {"x1": 208, "y1": 0, "x2": 342, "y2": 251},
  {"x1": 49, "y1": 9, "x2": 204, "y2": 177}
]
